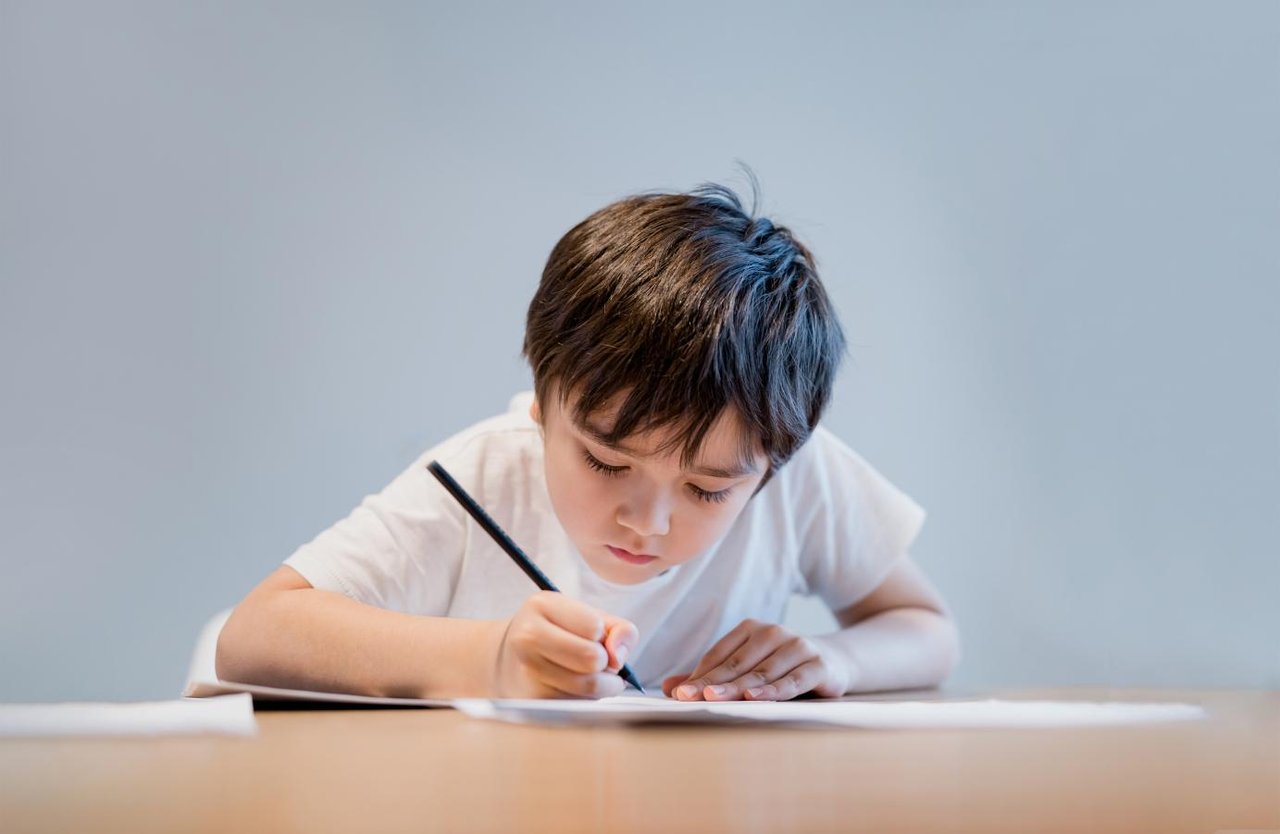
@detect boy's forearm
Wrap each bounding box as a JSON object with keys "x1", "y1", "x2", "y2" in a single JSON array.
[
  {"x1": 814, "y1": 607, "x2": 960, "y2": 694},
  {"x1": 215, "y1": 587, "x2": 506, "y2": 699}
]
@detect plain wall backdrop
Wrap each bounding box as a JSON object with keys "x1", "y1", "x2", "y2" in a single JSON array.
[{"x1": 1, "y1": 1, "x2": 1277, "y2": 701}]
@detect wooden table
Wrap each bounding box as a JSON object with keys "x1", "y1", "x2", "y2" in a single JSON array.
[{"x1": 2, "y1": 689, "x2": 1277, "y2": 833}]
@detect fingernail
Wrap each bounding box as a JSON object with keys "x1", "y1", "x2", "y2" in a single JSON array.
[
  {"x1": 676, "y1": 684, "x2": 698, "y2": 699},
  {"x1": 614, "y1": 645, "x2": 628, "y2": 666},
  {"x1": 746, "y1": 687, "x2": 764, "y2": 698},
  {"x1": 708, "y1": 684, "x2": 727, "y2": 696}
]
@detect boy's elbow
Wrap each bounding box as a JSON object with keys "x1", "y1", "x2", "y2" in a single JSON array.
[
  {"x1": 216, "y1": 565, "x2": 314, "y2": 683},
  {"x1": 934, "y1": 612, "x2": 962, "y2": 684},
  {"x1": 214, "y1": 605, "x2": 252, "y2": 683},
  {"x1": 214, "y1": 592, "x2": 279, "y2": 684}
]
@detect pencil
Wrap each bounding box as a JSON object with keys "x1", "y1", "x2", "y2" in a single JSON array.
[{"x1": 427, "y1": 459, "x2": 646, "y2": 694}]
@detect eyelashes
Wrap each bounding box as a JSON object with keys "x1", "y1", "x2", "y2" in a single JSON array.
[
  {"x1": 580, "y1": 449, "x2": 626, "y2": 476},
  {"x1": 580, "y1": 450, "x2": 732, "y2": 504},
  {"x1": 692, "y1": 486, "x2": 732, "y2": 504}
]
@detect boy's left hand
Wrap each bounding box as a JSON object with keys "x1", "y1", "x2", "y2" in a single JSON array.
[{"x1": 661, "y1": 619, "x2": 849, "y2": 701}]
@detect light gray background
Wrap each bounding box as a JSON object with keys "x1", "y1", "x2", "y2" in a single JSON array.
[{"x1": 2, "y1": 1, "x2": 1276, "y2": 702}]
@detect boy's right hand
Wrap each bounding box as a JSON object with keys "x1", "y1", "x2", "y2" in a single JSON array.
[{"x1": 492, "y1": 591, "x2": 638, "y2": 699}]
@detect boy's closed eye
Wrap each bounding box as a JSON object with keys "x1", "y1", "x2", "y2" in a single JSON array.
[{"x1": 579, "y1": 448, "x2": 734, "y2": 504}]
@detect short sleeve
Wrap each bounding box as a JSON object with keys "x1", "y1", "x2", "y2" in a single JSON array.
[
  {"x1": 282, "y1": 431, "x2": 483, "y2": 615},
  {"x1": 790, "y1": 426, "x2": 927, "y2": 612}
]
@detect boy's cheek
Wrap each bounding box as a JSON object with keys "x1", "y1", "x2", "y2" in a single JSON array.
[
  {"x1": 544, "y1": 462, "x2": 599, "y2": 530},
  {"x1": 557, "y1": 486, "x2": 608, "y2": 539}
]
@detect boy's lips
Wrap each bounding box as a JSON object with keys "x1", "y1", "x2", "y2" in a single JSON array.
[{"x1": 606, "y1": 545, "x2": 659, "y2": 565}]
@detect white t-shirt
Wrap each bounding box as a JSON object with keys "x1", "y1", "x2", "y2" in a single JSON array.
[{"x1": 284, "y1": 392, "x2": 926, "y2": 689}]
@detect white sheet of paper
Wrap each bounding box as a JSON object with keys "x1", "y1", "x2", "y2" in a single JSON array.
[
  {"x1": 184, "y1": 678, "x2": 452, "y2": 707},
  {"x1": 453, "y1": 694, "x2": 1207, "y2": 729},
  {"x1": 182, "y1": 611, "x2": 1205, "y2": 728},
  {"x1": 0, "y1": 693, "x2": 258, "y2": 738}
]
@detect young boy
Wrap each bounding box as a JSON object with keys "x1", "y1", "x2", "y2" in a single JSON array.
[{"x1": 216, "y1": 180, "x2": 959, "y2": 701}]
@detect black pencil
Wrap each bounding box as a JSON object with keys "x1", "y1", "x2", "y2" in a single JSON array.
[{"x1": 427, "y1": 459, "x2": 646, "y2": 694}]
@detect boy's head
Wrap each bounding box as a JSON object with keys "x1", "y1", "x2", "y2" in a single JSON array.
[{"x1": 522, "y1": 178, "x2": 846, "y2": 584}]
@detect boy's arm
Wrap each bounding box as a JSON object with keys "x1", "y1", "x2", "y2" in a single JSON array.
[
  {"x1": 216, "y1": 565, "x2": 640, "y2": 700},
  {"x1": 816, "y1": 555, "x2": 960, "y2": 693},
  {"x1": 663, "y1": 556, "x2": 960, "y2": 701},
  {"x1": 215, "y1": 565, "x2": 508, "y2": 698}
]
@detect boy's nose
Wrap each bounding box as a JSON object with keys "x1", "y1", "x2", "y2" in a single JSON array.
[{"x1": 616, "y1": 495, "x2": 671, "y2": 538}]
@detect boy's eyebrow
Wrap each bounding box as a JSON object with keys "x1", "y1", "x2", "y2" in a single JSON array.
[{"x1": 575, "y1": 418, "x2": 761, "y2": 479}]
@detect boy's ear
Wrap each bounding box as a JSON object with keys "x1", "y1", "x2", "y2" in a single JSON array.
[{"x1": 529, "y1": 398, "x2": 542, "y2": 425}]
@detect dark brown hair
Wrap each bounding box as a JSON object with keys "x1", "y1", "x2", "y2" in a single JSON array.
[{"x1": 522, "y1": 174, "x2": 846, "y2": 484}]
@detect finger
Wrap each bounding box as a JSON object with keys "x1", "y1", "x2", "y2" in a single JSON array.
[
  {"x1": 662, "y1": 673, "x2": 692, "y2": 697},
  {"x1": 675, "y1": 632, "x2": 755, "y2": 699},
  {"x1": 683, "y1": 619, "x2": 756, "y2": 681},
  {"x1": 533, "y1": 591, "x2": 606, "y2": 641},
  {"x1": 601, "y1": 617, "x2": 639, "y2": 672},
  {"x1": 529, "y1": 653, "x2": 626, "y2": 699},
  {"x1": 530, "y1": 617, "x2": 610, "y2": 674},
  {"x1": 742, "y1": 658, "x2": 826, "y2": 702},
  {"x1": 710, "y1": 637, "x2": 818, "y2": 700},
  {"x1": 679, "y1": 624, "x2": 791, "y2": 700}
]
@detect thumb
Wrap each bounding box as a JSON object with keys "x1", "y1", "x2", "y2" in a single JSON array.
[{"x1": 601, "y1": 616, "x2": 639, "y2": 672}]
